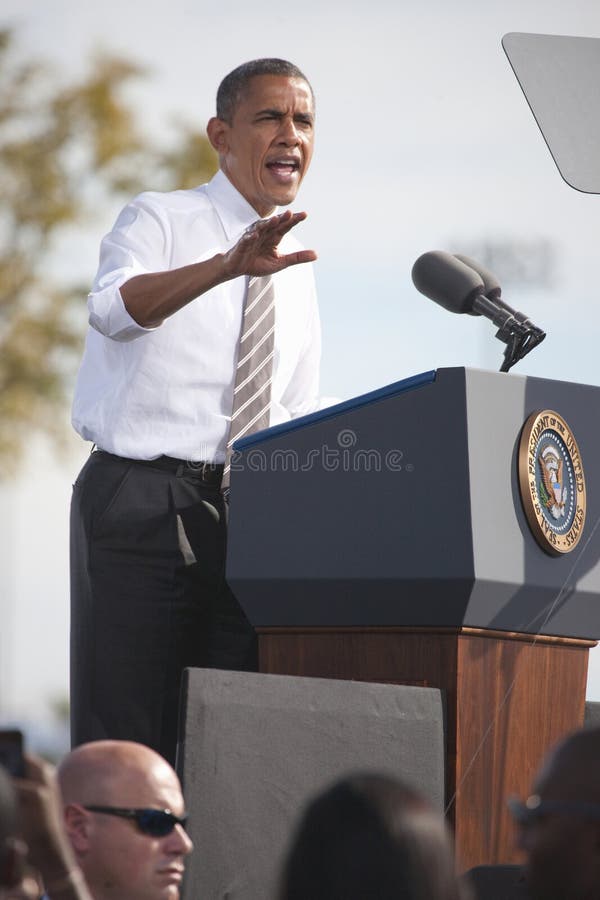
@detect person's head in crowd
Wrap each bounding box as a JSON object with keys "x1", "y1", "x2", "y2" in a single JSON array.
[
  {"x1": 0, "y1": 764, "x2": 20, "y2": 895},
  {"x1": 0, "y1": 763, "x2": 41, "y2": 900},
  {"x1": 510, "y1": 725, "x2": 600, "y2": 900},
  {"x1": 58, "y1": 741, "x2": 193, "y2": 900},
  {"x1": 279, "y1": 772, "x2": 466, "y2": 900}
]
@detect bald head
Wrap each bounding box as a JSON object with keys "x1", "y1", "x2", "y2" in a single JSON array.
[
  {"x1": 58, "y1": 741, "x2": 178, "y2": 807},
  {"x1": 58, "y1": 741, "x2": 193, "y2": 900}
]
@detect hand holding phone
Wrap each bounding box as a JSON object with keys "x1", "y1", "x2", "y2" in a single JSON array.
[{"x1": 0, "y1": 729, "x2": 25, "y2": 778}]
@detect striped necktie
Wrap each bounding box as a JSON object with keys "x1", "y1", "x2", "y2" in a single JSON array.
[{"x1": 222, "y1": 274, "x2": 275, "y2": 489}]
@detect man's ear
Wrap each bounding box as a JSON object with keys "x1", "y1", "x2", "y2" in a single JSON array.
[
  {"x1": 207, "y1": 117, "x2": 229, "y2": 154},
  {"x1": 64, "y1": 804, "x2": 92, "y2": 856}
]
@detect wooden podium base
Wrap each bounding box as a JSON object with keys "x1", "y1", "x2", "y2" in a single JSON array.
[{"x1": 258, "y1": 626, "x2": 594, "y2": 871}]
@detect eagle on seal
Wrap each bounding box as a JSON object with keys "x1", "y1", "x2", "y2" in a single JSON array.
[{"x1": 539, "y1": 444, "x2": 566, "y2": 520}]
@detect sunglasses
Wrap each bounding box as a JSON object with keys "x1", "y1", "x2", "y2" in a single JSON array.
[
  {"x1": 84, "y1": 805, "x2": 188, "y2": 837},
  {"x1": 508, "y1": 794, "x2": 600, "y2": 826}
]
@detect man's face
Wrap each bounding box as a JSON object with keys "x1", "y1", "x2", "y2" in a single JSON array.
[
  {"x1": 209, "y1": 74, "x2": 315, "y2": 216},
  {"x1": 80, "y1": 763, "x2": 193, "y2": 900},
  {"x1": 517, "y1": 771, "x2": 600, "y2": 900}
]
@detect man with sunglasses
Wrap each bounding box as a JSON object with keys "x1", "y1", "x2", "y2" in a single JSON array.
[
  {"x1": 57, "y1": 740, "x2": 193, "y2": 900},
  {"x1": 509, "y1": 725, "x2": 600, "y2": 900}
]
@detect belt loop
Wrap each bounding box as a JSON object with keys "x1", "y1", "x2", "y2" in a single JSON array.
[{"x1": 176, "y1": 462, "x2": 185, "y2": 477}]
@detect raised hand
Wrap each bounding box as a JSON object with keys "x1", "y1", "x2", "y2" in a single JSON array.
[
  {"x1": 223, "y1": 210, "x2": 317, "y2": 279},
  {"x1": 121, "y1": 211, "x2": 318, "y2": 328}
]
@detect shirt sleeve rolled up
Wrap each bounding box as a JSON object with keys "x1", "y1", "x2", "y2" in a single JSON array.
[{"x1": 87, "y1": 195, "x2": 170, "y2": 341}]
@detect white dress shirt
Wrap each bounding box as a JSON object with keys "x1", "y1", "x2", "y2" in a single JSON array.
[{"x1": 72, "y1": 170, "x2": 321, "y2": 462}]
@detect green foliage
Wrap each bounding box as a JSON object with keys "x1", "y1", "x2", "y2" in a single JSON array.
[
  {"x1": 538, "y1": 470, "x2": 550, "y2": 507},
  {"x1": 49, "y1": 693, "x2": 70, "y2": 725},
  {"x1": 0, "y1": 30, "x2": 217, "y2": 474}
]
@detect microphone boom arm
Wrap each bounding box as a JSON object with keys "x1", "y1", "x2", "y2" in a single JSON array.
[
  {"x1": 496, "y1": 318, "x2": 546, "y2": 373},
  {"x1": 411, "y1": 250, "x2": 547, "y2": 373}
]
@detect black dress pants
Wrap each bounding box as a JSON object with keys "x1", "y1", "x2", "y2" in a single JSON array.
[{"x1": 69, "y1": 450, "x2": 257, "y2": 766}]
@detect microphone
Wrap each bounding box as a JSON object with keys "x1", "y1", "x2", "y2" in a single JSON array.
[
  {"x1": 411, "y1": 250, "x2": 546, "y2": 372},
  {"x1": 453, "y1": 253, "x2": 541, "y2": 332},
  {"x1": 411, "y1": 251, "x2": 520, "y2": 329}
]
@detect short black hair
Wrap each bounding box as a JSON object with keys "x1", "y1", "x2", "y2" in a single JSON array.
[{"x1": 216, "y1": 58, "x2": 313, "y2": 123}]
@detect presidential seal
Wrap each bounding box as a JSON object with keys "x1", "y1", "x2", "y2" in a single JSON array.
[{"x1": 518, "y1": 410, "x2": 586, "y2": 556}]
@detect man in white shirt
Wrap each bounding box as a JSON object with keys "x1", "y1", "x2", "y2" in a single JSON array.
[{"x1": 70, "y1": 58, "x2": 320, "y2": 765}]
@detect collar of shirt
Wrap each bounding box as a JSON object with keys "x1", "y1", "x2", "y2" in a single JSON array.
[{"x1": 206, "y1": 169, "x2": 279, "y2": 241}]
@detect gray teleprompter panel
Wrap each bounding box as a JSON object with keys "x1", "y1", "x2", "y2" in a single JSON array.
[
  {"x1": 226, "y1": 367, "x2": 600, "y2": 639},
  {"x1": 503, "y1": 32, "x2": 600, "y2": 194},
  {"x1": 179, "y1": 668, "x2": 445, "y2": 900}
]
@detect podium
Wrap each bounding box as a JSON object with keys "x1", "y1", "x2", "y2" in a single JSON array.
[{"x1": 226, "y1": 367, "x2": 600, "y2": 870}]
